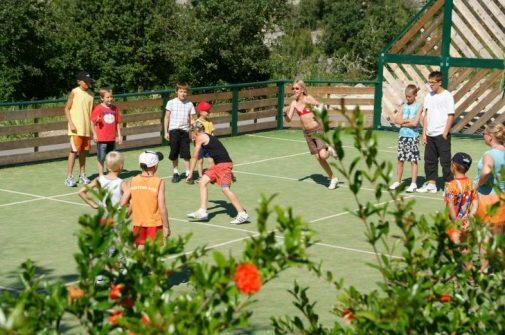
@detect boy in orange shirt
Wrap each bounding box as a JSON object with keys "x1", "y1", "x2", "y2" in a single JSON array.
[{"x1": 121, "y1": 151, "x2": 170, "y2": 248}]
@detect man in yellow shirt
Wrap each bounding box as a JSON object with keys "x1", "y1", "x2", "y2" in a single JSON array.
[{"x1": 64, "y1": 72, "x2": 94, "y2": 187}]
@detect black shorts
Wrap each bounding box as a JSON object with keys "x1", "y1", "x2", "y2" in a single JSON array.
[
  {"x1": 96, "y1": 141, "x2": 115, "y2": 164},
  {"x1": 168, "y1": 129, "x2": 191, "y2": 160}
]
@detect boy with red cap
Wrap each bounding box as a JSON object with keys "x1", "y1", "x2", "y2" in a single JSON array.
[{"x1": 195, "y1": 101, "x2": 215, "y2": 180}]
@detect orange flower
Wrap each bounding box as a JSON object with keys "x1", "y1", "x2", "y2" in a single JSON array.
[
  {"x1": 141, "y1": 314, "x2": 151, "y2": 325},
  {"x1": 446, "y1": 228, "x2": 461, "y2": 244},
  {"x1": 109, "y1": 283, "x2": 124, "y2": 300},
  {"x1": 99, "y1": 217, "x2": 114, "y2": 226},
  {"x1": 67, "y1": 285, "x2": 84, "y2": 303},
  {"x1": 108, "y1": 310, "x2": 123, "y2": 325},
  {"x1": 439, "y1": 293, "x2": 452, "y2": 303},
  {"x1": 234, "y1": 262, "x2": 262, "y2": 294},
  {"x1": 342, "y1": 308, "x2": 356, "y2": 323}
]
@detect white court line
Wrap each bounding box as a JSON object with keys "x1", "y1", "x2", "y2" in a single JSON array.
[
  {"x1": 0, "y1": 188, "x2": 87, "y2": 207},
  {"x1": 247, "y1": 134, "x2": 397, "y2": 154},
  {"x1": 0, "y1": 191, "x2": 79, "y2": 208},
  {"x1": 233, "y1": 170, "x2": 441, "y2": 201}
]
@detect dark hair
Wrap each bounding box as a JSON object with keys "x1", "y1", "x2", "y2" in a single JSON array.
[
  {"x1": 428, "y1": 71, "x2": 442, "y2": 82},
  {"x1": 176, "y1": 82, "x2": 189, "y2": 91},
  {"x1": 452, "y1": 162, "x2": 469, "y2": 174},
  {"x1": 140, "y1": 163, "x2": 148, "y2": 171}
]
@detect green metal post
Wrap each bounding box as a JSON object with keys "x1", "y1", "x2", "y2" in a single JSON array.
[
  {"x1": 373, "y1": 53, "x2": 385, "y2": 130},
  {"x1": 231, "y1": 87, "x2": 239, "y2": 136},
  {"x1": 161, "y1": 93, "x2": 168, "y2": 145},
  {"x1": 276, "y1": 81, "x2": 285, "y2": 130},
  {"x1": 440, "y1": 0, "x2": 454, "y2": 88}
]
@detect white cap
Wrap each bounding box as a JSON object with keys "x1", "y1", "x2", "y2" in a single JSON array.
[{"x1": 139, "y1": 151, "x2": 161, "y2": 168}]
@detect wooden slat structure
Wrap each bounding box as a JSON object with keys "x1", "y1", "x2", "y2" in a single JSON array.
[
  {"x1": 0, "y1": 82, "x2": 374, "y2": 166},
  {"x1": 376, "y1": 0, "x2": 504, "y2": 135}
]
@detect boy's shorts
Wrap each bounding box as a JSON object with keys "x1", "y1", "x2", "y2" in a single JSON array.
[
  {"x1": 168, "y1": 129, "x2": 191, "y2": 161},
  {"x1": 70, "y1": 136, "x2": 91, "y2": 153},
  {"x1": 205, "y1": 162, "x2": 233, "y2": 187},
  {"x1": 303, "y1": 128, "x2": 327, "y2": 155},
  {"x1": 96, "y1": 141, "x2": 116, "y2": 164},
  {"x1": 132, "y1": 226, "x2": 163, "y2": 246},
  {"x1": 397, "y1": 136, "x2": 420, "y2": 162}
]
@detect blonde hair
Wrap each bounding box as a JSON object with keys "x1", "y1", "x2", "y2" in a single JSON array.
[
  {"x1": 293, "y1": 79, "x2": 308, "y2": 96},
  {"x1": 190, "y1": 121, "x2": 205, "y2": 133},
  {"x1": 99, "y1": 87, "x2": 112, "y2": 99},
  {"x1": 105, "y1": 151, "x2": 124, "y2": 172},
  {"x1": 405, "y1": 84, "x2": 419, "y2": 95},
  {"x1": 484, "y1": 122, "x2": 505, "y2": 144}
]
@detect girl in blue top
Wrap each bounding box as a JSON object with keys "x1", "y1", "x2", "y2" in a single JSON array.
[
  {"x1": 474, "y1": 122, "x2": 505, "y2": 235},
  {"x1": 390, "y1": 85, "x2": 423, "y2": 193}
]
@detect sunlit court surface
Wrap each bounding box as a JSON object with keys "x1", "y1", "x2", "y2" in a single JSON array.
[{"x1": 0, "y1": 128, "x2": 489, "y2": 332}]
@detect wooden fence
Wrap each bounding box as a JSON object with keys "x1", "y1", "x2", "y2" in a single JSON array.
[{"x1": 0, "y1": 81, "x2": 375, "y2": 167}]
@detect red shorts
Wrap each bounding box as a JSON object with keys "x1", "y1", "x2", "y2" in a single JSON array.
[
  {"x1": 204, "y1": 162, "x2": 233, "y2": 187},
  {"x1": 70, "y1": 136, "x2": 91, "y2": 152},
  {"x1": 132, "y1": 226, "x2": 163, "y2": 246}
]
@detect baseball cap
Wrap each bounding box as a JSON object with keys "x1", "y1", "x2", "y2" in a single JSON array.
[
  {"x1": 139, "y1": 150, "x2": 164, "y2": 168},
  {"x1": 76, "y1": 71, "x2": 93, "y2": 83},
  {"x1": 196, "y1": 101, "x2": 212, "y2": 112},
  {"x1": 452, "y1": 152, "x2": 472, "y2": 171}
]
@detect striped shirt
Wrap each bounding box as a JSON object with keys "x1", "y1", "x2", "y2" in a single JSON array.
[{"x1": 166, "y1": 98, "x2": 196, "y2": 131}]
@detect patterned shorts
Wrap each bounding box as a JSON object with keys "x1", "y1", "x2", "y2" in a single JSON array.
[{"x1": 397, "y1": 137, "x2": 420, "y2": 162}]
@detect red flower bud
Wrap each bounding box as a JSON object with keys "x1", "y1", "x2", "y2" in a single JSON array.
[
  {"x1": 99, "y1": 217, "x2": 114, "y2": 226},
  {"x1": 109, "y1": 283, "x2": 124, "y2": 300},
  {"x1": 108, "y1": 310, "x2": 123, "y2": 325},
  {"x1": 439, "y1": 293, "x2": 452, "y2": 303},
  {"x1": 67, "y1": 285, "x2": 85, "y2": 303},
  {"x1": 141, "y1": 314, "x2": 151, "y2": 325},
  {"x1": 342, "y1": 308, "x2": 356, "y2": 323},
  {"x1": 234, "y1": 262, "x2": 262, "y2": 294}
]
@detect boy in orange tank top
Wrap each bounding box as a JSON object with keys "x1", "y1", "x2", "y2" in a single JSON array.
[{"x1": 121, "y1": 151, "x2": 170, "y2": 248}]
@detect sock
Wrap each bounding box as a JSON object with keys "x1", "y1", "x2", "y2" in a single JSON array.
[
  {"x1": 185, "y1": 170, "x2": 191, "y2": 177},
  {"x1": 173, "y1": 168, "x2": 179, "y2": 175}
]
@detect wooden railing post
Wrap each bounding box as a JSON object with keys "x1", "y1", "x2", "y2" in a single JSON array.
[
  {"x1": 276, "y1": 81, "x2": 285, "y2": 130},
  {"x1": 231, "y1": 87, "x2": 239, "y2": 136}
]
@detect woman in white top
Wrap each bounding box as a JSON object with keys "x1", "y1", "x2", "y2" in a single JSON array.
[{"x1": 79, "y1": 151, "x2": 126, "y2": 209}]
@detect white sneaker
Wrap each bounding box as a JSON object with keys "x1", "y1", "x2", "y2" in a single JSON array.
[
  {"x1": 187, "y1": 209, "x2": 208, "y2": 221},
  {"x1": 406, "y1": 183, "x2": 417, "y2": 193},
  {"x1": 79, "y1": 174, "x2": 91, "y2": 185},
  {"x1": 328, "y1": 177, "x2": 339, "y2": 190},
  {"x1": 417, "y1": 183, "x2": 437, "y2": 193},
  {"x1": 65, "y1": 176, "x2": 77, "y2": 187},
  {"x1": 230, "y1": 212, "x2": 249, "y2": 225},
  {"x1": 389, "y1": 181, "x2": 401, "y2": 190}
]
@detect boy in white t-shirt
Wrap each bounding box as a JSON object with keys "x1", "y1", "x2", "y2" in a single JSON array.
[
  {"x1": 418, "y1": 71, "x2": 455, "y2": 193},
  {"x1": 163, "y1": 82, "x2": 196, "y2": 183}
]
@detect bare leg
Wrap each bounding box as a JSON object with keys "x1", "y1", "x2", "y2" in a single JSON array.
[
  {"x1": 171, "y1": 159, "x2": 178, "y2": 170},
  {"x1": 316, "y1": 152, "x2": 335, "y2": 179},
  {"x1": 67, "y1": 152, "x2": 76, "y2": 176},
  {"x1": 411, "y1": 162, "x2": 418, "y2": 185},
  {"x1": 98, "y1": 161, "x2": 104, "y2": 176},
  {"x1": 197, "y1": 159, "x2": 203, "y2": 178},
  {"x1": 396, "y1": 161, "x2": 404, "y2": 183},
  {"x1": 199, "y1": 175, "x2": 210, "y2": 210},
  {"x1": 183, "y1": 159, "x2": 190, "y2": 172},
  {"x1": 221, "y1": 187, "x2": 245, "y2": 213},
  {"x1": 78, "y1": 151, "x2": 87, "y2": 175}
]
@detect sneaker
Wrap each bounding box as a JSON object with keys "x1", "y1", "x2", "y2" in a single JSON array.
[
  {"x1": 79, "y1": 174, "x2": 91, "y2": 185},
  {"x1": 406, "y1": 183, "x2": 417, "y2": 193},
  {"x1": 328, "y1": 177, "x2": 339, "y2": 190},
  {"x1": 389, "y1": 181, "x2": 401, "y2": 190},
  {"x1": 187, "y1": 209, "x2": 208, "y2": 221},
  {"x1": 417, "y1": 183, "x2": 437, "y2": 193},
  {"x1": 230, "y1": 212, "x2": 250, "y2": 225},
  {"x1": 172, "y1": 173, "x2": 180, "y2": 183},
  {"x1": 65, "y1": 176, "x2": 77, "y2": 187}
]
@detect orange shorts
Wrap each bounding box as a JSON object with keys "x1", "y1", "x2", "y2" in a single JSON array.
[
  {"x1": 132, "y1": 226, "x2": 163, "y2": 246},
  {"x1": 205, "y1": 162, "x2": 233, "y2": 187},
  {"x1": 477, "y1": 193, "x2": 505, "y2": 228},
  {"x1": 70, "y1": 136, "x2": 90, "y2": 152}
]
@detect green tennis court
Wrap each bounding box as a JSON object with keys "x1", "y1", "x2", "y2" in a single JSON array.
[{"x1": 0, "y1": 129, "x2": 488, "y2": 332}]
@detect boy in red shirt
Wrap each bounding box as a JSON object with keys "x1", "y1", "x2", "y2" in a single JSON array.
[{"x1": 91, "y1": 88, "x2": 123, "y2": 176}]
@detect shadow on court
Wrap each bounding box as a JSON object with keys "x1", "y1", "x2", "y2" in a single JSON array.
[
  {"x1": 207, "y1": 200, "x2": 237, "y2": 220},
  {"x1": 2, "y1": 262, "x2": 78, "y2": 292},
  {"x1": 87, "y1": 169, "x2": 141, "y2": 181}
]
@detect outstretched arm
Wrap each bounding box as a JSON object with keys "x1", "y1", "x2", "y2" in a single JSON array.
[
  {"x1": 78, "y1": 179, "x2": 99, "y2": 209},
  {"x1": 158, "y1": 180, "x2": 170, "y2": 238},
  {"x1": 186, "y1": 138, "x2": 203, "y2": 182}
]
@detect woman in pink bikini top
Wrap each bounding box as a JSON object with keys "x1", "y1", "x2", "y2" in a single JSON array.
[{"x1": 283, "y1": 79, "x2": 339, "y2": 190}]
